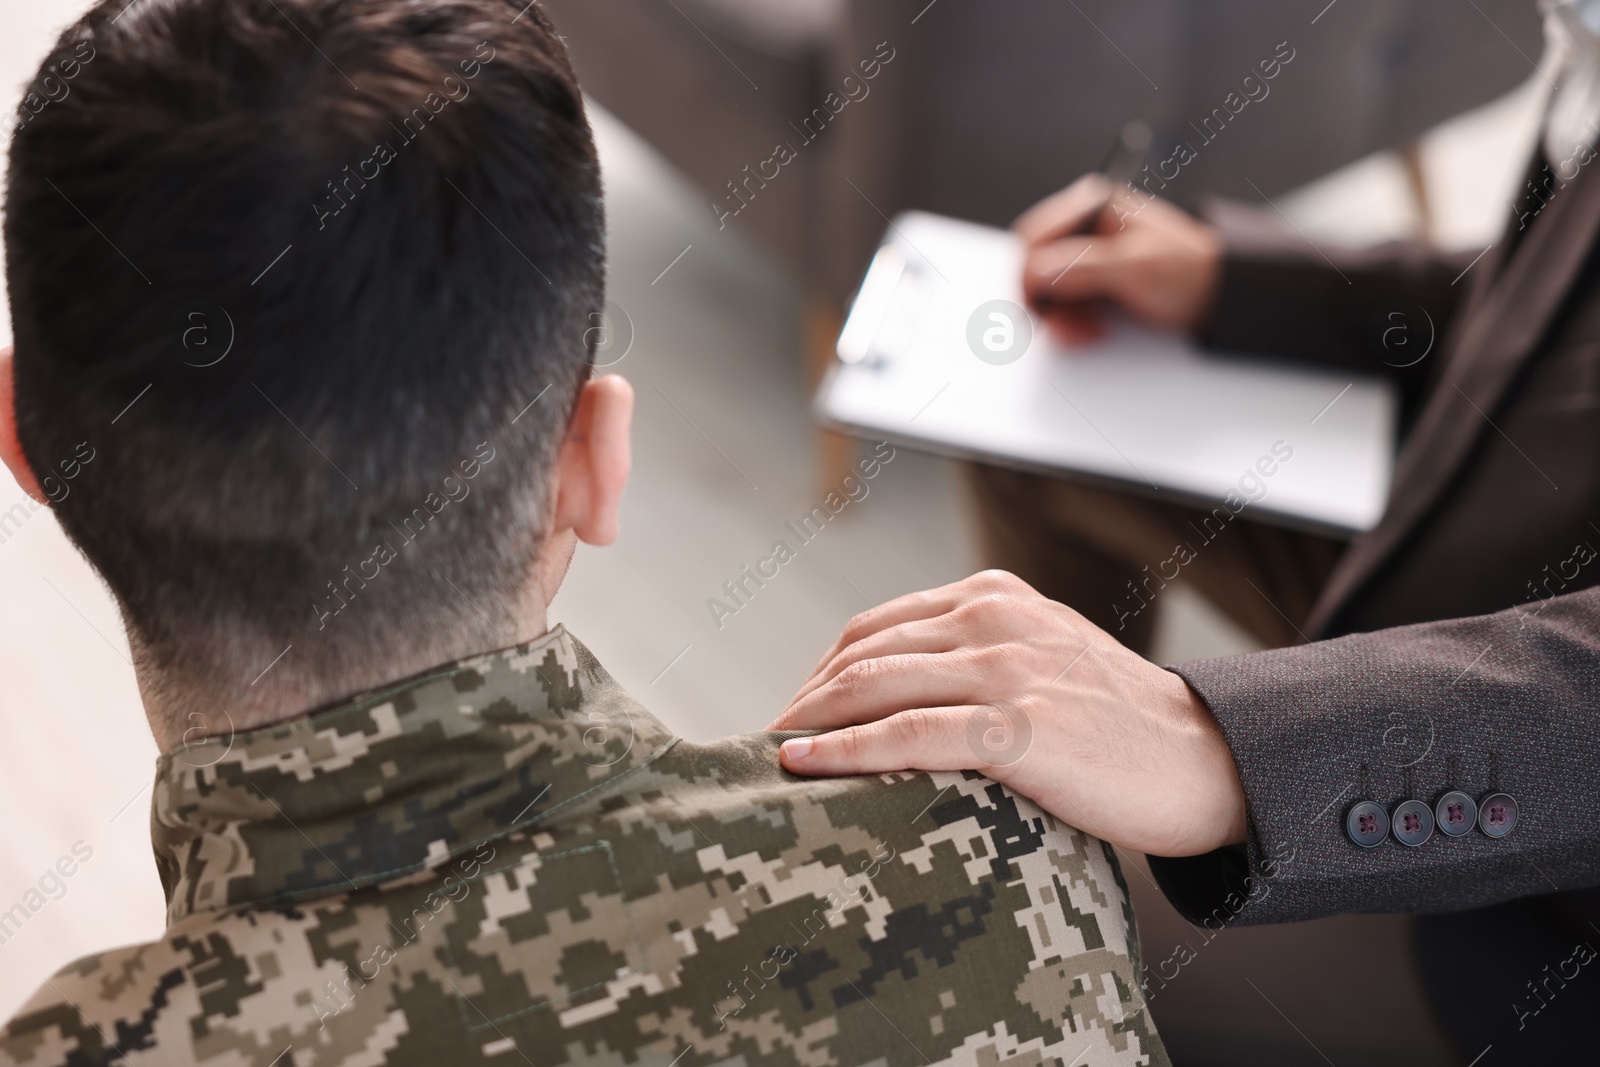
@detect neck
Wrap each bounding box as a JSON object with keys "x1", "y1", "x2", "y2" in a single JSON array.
[
  {"x1": 137, "y1": 533, "x2": 574, "y2": 751},
  {"x1": 136, "y1": 607, "x2": 552, "y2": 752}
]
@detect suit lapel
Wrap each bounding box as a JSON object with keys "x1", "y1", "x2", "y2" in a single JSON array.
[{"x1": 1309, "y1": 155, "x2": 1600, "y2": 636}]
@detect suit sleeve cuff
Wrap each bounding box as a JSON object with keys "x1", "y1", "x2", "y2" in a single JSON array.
[{"x1": 1143, "y1": 595, "x2": 1600, "y2": 927}]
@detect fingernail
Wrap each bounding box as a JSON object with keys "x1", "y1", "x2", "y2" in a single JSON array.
[{"x1": 783, "y1": 737, "x2": 813, "y2": 760}]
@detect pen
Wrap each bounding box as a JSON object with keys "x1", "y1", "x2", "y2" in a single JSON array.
[{"x1": 1066, "y1": 118, "x2": 1153, "y2": 236}]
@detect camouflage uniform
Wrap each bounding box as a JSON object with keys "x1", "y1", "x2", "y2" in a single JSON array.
[{"x1": 0, "y1": 628, "x2": 1167, "y2": 1066}]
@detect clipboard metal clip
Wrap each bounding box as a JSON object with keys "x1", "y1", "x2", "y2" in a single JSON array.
[{"x1": 837, "y1": 244, "x2": 907, "y2": 367}]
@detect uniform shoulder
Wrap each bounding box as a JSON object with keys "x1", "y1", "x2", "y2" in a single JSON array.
[
  {"x1": 1, "y1": 935, "x2": 192, "y2": 1065},
  {"x1": 593, "y1": 733, "x2": 1163, "y2": 1064},
  {"x1": 0, "y1": 847, "x2": 512, "y2": 1067}
]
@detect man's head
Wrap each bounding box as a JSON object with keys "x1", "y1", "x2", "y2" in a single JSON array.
[{"x1": 0, "y1": 0, "x2": 632, "y2": 747}]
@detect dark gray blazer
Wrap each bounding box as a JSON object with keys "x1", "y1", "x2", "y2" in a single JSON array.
[{"x1": 1147, "y1": 151, "x2": 1600, "y2": 931}]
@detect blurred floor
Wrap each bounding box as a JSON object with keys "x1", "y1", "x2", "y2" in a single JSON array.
[{"x1": 0, "y1": 0, "x2": 1541, "y2": 1024}]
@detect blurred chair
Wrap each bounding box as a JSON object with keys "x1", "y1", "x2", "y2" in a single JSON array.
[{"x1": 544, "y1": 0, "x2": 1541, "y2": 468}]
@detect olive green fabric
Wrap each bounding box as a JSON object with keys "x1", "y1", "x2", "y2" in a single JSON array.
[{"x1": 1, "y1": 627, "x2": 1167, "y2": 1066}]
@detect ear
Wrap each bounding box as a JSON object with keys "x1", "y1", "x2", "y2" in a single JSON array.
[
  {"x1": 0, "y1": 348, "x2": 46, "y2": 505},
  {"x1": 549, "y1": 374, "x2": 633, "y2": 546}
]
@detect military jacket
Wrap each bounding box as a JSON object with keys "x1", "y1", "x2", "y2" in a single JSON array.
[{"x1": 0, "y1": 628, "x2": 1167, "y2": 1066}]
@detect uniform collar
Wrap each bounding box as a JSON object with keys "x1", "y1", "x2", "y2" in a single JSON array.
[{"x1": 151, "y1": 626, "x2": 676, "y2": 923}]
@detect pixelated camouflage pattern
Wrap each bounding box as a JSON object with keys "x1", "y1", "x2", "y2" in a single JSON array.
[{"x1": 0, "y1": 628, "x2": 1167, "y2": 1066}]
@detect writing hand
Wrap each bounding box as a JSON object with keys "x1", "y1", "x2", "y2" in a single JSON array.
[{"x1": 1017, "y1": 174, "x2": 1225, "y2": 345}]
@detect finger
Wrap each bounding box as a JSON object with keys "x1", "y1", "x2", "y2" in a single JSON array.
[
  {"x1": 1040, "y1": 304, "x2": 1109, "y2": 346},
  {"x1": 783, "y1": 614, "x2": 962, "y2": 713},
  {"x1": 778, "y1": 707, "x2": 988, "y2": 776},
  {"x1": 1013, "y1": 174, "x2": 1111, "y2": 245},
  {"x1": 1021, "y1": 239, "x2": 1124, "y2": 306},
  {"x1": 771, "y1": 650, "x2": 982, "y2": 732},
  {"x1": 777, "y1": 572, "x2": 1033, "y2": 726},
  {"x1": 795, "y1": 594, "x2": 945, "y2": 686},
  {"x1": 790, "y1": 571, "x2": 1006, "y2": 692}
]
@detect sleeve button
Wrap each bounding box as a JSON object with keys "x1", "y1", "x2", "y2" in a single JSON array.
[
  {"x1": 1345, "y1": 800, "x2": 1389, "y2": 848},
  {"x1": 1478, "y1": 792, "x2": 1518, "y2": 838},
  {"x1": 1434, "y1": 790, "x2": 1477, "y2": 837},
  {"x1": 1391, "y1": 799, "x2": 1435, "y2": 846}
]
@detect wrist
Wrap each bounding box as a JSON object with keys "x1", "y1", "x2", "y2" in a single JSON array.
[
  {"x1": 1162, "y1": 669, "x2": 1248, "y2": 851},
  {"x1": 1182, "y1": 224, "x2": 1225, "y2": 336}
]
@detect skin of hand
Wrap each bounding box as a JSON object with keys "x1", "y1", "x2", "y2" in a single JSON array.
[
  {"x1": 767, "y1": 570, "x2": 1249, "y2": 858},
  {"x1": 1017, "y1": 173, "x2": 1226, "y2": 345}
]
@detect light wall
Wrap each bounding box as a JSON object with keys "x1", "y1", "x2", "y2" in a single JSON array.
[{"x1": 0, "y1": 0, "x2": 168, "y2": 1023}]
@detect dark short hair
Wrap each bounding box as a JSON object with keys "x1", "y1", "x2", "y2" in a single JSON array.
[{"x1": 5, "y1": 0, "x2": 603, "y2": 720}]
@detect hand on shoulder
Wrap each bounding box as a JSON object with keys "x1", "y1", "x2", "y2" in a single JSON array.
[{"x1": 767, "y1": 570, "x2": 1248, "y2": 857}]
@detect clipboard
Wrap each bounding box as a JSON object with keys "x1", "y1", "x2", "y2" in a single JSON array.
[{"x1": 813, "y1": 212, "x2": 1397, "y2": 536}]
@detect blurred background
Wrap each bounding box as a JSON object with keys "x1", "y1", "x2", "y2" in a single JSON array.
[{"x1": 0, "y1": 0, "x2": 1547, "y2": 1055}]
